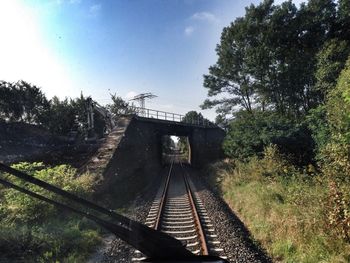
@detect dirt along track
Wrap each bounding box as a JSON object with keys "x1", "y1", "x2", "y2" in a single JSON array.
[{"x1": 100, "y1": 155, "x2": 271, "y2": 263}]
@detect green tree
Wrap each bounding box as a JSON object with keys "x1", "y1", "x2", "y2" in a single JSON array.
[
  {"x1": 44, "y1": 96, "x2": 77, "y2": 135},
  {"x1": 17, "y1": 81, "x2": 49, "y2": 124},
  {"x1": 321, "y1": 56, "x2": 350, "y2": 241},
  {"x1": 314, "y1": 39, "x2": 350, "y2": 97},
  {"x1": 182, "y1": 111, "x2": 211, "y2": 126},
  {"x1": 223, "y1": 110, "x2": 313, "y2": 164},
  {"x1": 162, "y1": 136, "x2": 175, "y2": 154},
  {"x1": 202, "y1": 0, "x2": 338, "y2": 118},
  {"x1": 107, "y1": 94, "x2": 133, "y2": 116},
  {"x1": 0, "y1": 81, "x2": 49, "y2": 124},
  {"x1": 307, "y1": 37, "x2": 350, "y2": 158}
]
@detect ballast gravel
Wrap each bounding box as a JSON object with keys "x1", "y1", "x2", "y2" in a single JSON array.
[
  {"x1": 97, "y1": 165, "x2": 271, "y2": 263},
  {"x1": 188, "y1": 167, "x2": 271, "y2": 263},
  {"x1": 98, "y1": 170, "x2": 162, "y2": 263}
]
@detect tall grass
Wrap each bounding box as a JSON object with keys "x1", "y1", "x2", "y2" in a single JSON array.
[
  {"x1": 205, "y1": 145, "x2": 350, "y2": 262},
  {"x1": 0, "y1": 162, "x2": 102, "y2": 262}
]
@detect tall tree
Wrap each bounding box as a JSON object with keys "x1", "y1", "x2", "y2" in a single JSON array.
[
  {"x1": 181, "y1": 111, "x2": 211, "y2": 126},
  {"x1": 0, "y1": 81, "x2": 49, "y2": 123},
  {"x1": 202, "y1": 0, "x2": 339, "y2": 118}
]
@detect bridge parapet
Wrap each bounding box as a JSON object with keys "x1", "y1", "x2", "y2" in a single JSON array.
[{"x1": 131, "y1": 107, "x2": 215, "y2": 128}]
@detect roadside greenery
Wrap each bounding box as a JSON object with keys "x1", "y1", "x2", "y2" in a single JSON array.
[
  {"x1": 202, "y1": 0, "x2": 350, "y2": 262},
  {"x1": 0, "y1": 82, "x2": 132, "y2": 137},
  {"x1": 205, "y1": 148, "x2": 350, "y2": 262},
  {"x1": 106, "y1": 93, "x2": 135, "y2": 116},
  {"x1": 0, "y1": 162, "x2": 101, "y2": 262}
]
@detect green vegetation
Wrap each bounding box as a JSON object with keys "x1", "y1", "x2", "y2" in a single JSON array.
[
  {"x1": 181, "y1": 110, "x2": 209, "y2": 125},
  {"x1": 202, "y1": 0, "x2": 350, "y2": 262},
  {"x1": 106, "y1": 93, "x2": 135, "y2": 116},
  {"x1": 205, "y1": 147, "x2": 350, "y2": 262},
  {"x1": 0, "y1": 82, "x2": 132, "y2": 137},
  {"x1": 179, "y1": 111, "x2": 213, "y2": 159},
  {"x1": 0, "y1": 162, "x2": 101, "y2": 262},
  {"x1": 162, "y1": 135, "x2": 176, "y2": 154},
  {"x1": 0, "y1": 80, "x2": 49, "y2": 124}
]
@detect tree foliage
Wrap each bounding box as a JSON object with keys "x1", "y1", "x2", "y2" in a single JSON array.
[
  {"x1": 202, "y1": 0, "x2": 346, "y2": 118},
  {"x1": 319, "y1": 56, "x2": 350, "y2": 241},
  {"x1": 161, "y1": 136, "x2": 175, "y2": 154},
  {"x1": 0, "y1": 81, "x2": 49, "y2": 123},
  {"x1": 0, "y1": 162, "x2": 100, "y2": 261},
  {"x1": 0, "y1": 81, "x2": 110, "y2": 137},
  {"x1": 106, "y1": 94, "x2": 134, "y2": 116},
  {"x1": 203, "y1": 0, "x2": 350, "y2": 163},
  {"x1": 181, "y1": 110, "x2": 212, "y2": 126},
  {"x1": 314, "y1": 39, "x2": 350, "y2": 97},
  {"x1": 223, "y1": 110, "x2": 313, "y2": 164}
]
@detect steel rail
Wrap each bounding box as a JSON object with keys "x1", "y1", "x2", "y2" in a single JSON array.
[
  {"x1": 154, "y1": 158, "x2": 174, "y2": 230},
  {"x1": 0, "y1": 163, "x2": 192, "y2": 259},
  {"x1": 154, "y1": 156, "x2": 209, "y2": 255},
  {"x1": 181, "y1": 164, "x2": 209, "y2": 255}
]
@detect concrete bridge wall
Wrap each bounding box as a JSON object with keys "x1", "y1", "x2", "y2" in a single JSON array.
[
  {"x1": 130, "y1": 116, "x2": 226, "y2": 167},
  {"x1": 93, "y1": 116, "x2": 225, "y2": 206}
]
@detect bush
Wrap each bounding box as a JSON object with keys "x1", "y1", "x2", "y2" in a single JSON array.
[
  {"x1": 204, "y1": 146, "x2": 350, "y2": 262},
  {"x1": 0, "y1": 220, "x2": 101, "y2": 262},
  {"x1": 306, "y1": 105, "x2": 330, "y2": 161},
  {"x1": 1, "y1": 162, "x2": 96, "y2": 224},
  {"x1": 0, "y1": 162, "x2": 101, "y2": 261},
  {"x1": 321, "y1": 56, "x2": 350, "y2": 243},
  {"x1": 223, "y1": 110, "x2": 314, "y2": 165}
]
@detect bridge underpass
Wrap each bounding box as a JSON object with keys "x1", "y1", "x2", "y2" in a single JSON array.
[
  {"x1": 0, "y1": 108, "x2": 270, "y2": 263},
  {"x1": 143, "y1": 116, "x2": 225, "y2": 167},
  {"x1": 83, "y1": 112, "x2": 225, "y2": 207}
]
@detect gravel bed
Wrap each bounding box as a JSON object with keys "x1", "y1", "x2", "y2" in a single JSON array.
[
  {"x1": 95, "y1": 168, "x2": 165, "y2": 263},
  {"x1": 189, "y1": 167, "x2": 271, "y2": 263},
  {"x1": 95, "y1": 164, "x2": 271, "y2": 263}
]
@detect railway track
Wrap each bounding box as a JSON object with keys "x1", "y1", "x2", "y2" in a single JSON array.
[{"x1": 132, "y1": 156, "x2": 227, "y2": 261}]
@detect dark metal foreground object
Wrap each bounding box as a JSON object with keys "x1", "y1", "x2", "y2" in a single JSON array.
[
  {"x1": 0, "y1": 163, "x2": 192, "y2": 259},
  {"x1": 0, "y1": 163, "x2": 228, "y2": 262}
]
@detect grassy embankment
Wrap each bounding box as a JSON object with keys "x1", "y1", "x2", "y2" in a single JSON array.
[
  {"x1": 0, "y1": 162, "x2": 103, "y2": 262},
  {"x1": 204, "y1": 145, "x2": 350, "y2": 263}
]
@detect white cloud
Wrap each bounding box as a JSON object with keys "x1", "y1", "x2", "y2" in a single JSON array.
[
  {"x1": 191, "y1": 12, "x2": 218, "y2": 23},
  {"x1": 89, "y1": 4, "x2": 101, "y2": 16},
  {"x1": 184, "y1": 26, "x2": 195, "y2": 36}
]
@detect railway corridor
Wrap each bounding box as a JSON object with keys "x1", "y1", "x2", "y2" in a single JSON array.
[{"x1": 132, "y1": 157, "x2": 227, "y2": 261}]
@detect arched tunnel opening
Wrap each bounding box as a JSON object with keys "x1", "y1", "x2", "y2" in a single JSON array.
[{"x1": 161, "y1": 135, "x2": 191, "y2": 165}]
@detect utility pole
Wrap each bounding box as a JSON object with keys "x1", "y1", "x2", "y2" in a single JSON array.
[{"x1": 129, "y1": 93, "x2": 157, "y2": 117}]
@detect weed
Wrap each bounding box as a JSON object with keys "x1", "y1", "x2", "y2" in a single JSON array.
[{"x1": 204, "y1": 145, "x2": 350, "y2": 262}]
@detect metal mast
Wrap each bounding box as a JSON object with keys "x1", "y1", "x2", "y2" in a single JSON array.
[{"x1": 129, "y1": 93, "x2": 157, "y2": 116}]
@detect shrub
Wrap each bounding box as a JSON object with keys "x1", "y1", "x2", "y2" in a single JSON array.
[
  {"x1": 1, "y1": 162, "x2": 96, "y2": 224},
  {"x1": 320, "y1": 57, "x2": 350, "y2": 243},
  {"x1": 223, "y1": 110, "x2": 314, "y2": 165},
  {"x1": 0, "y1": 162, "x2": 101, "y2": 261},
  {"x1": 204, "y1": 147, "x2": 349, "y2": 262}
]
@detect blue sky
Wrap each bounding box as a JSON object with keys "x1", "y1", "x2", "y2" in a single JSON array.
[{"x1": 0, "y1": 0, "x2": 304, "y2": 120}]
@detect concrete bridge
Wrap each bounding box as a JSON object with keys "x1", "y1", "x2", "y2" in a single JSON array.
[
  {"x1": 85, "y1": 113, "x2": 225, "y2": 205},
  {"x1": 131, "y1": 115, "x2": 225, "y2": 167}
]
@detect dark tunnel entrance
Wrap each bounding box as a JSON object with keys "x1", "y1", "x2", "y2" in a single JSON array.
[{"x1": 161, "y1": 135, "x2": 191, "y2": 165}]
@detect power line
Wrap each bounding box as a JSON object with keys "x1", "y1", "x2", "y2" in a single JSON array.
[{"x1": 129, "y1": 92, "x2": 157, "y2": 109}]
